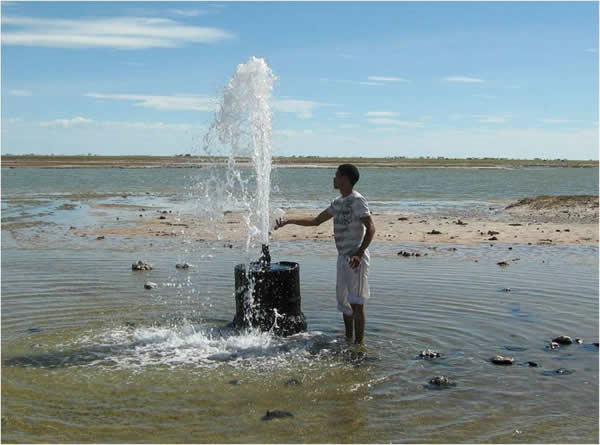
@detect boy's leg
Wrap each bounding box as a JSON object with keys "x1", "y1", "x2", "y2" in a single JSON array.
[
  {"x1": 351, "y1": 303, "x2": 365, "y2": 344},
  {"x1": 343, "y1": 314, "x2": 354, "y2": 340}
]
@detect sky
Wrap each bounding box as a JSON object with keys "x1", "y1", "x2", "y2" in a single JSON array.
[{"x1": 1, "y1": 1, "x2": 598, "y2": 159}]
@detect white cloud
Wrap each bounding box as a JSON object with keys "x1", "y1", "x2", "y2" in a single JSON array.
[
  {"x1": 366, "y1": 111, "x2": 399, "y2": 117},
  {"x1": 168, "y1": 9, "x2": 207, "y2": 17},
  {"x1": 367, "y1": 76, "x2": 409, "y2": 82},
  {"x1": 358, "y1": 81, "x2": 384, "y2": 86},
  {"x1": 539, "y1": 118, "x2": 569, "y2": 124},
  {"x1": 1, "y1": 15, "x2": 234, "y2": 49},
  {"x1": 86, "y1": 93, "x2": 217, "y2": 111},
  {"x1": 475, "y1": 114, "x2": 512, "y2": 124},
  {"x1": 367, "y1": 118, "x2": 424, "y2": 127},
  {"x1": 39, "y1": 116, "x2": 94, "y2": 128},
  {"x1": 445, "y1": 76, "x2": 485, "y2": 83},
  {"x1": 472, "y1": 93, "x2": 496, "y2": 99},
  {"x1": 8, "y1": 89, "x2": 32, "y2": 96},
  {"x1": 271, "y1": 99, "x2": 329, "y2": 119},
  {"x1": 335, "y1": 112, "x2": 352, "y2": 118}
]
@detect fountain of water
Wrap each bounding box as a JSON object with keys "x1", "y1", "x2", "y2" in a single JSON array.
[{"x1": 208, "y1": 57, "x2": 306, "y2": 336}]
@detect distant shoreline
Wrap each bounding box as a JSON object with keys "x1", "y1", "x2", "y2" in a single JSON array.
[{"x1": 1, "y1": 155, "x2": 598, "y2": 169}]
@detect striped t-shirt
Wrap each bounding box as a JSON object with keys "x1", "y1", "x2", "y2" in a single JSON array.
[{"x1": 326, "y1": 190, "x2": 371, "y2": 256}]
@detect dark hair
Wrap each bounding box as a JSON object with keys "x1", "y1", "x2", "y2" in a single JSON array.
[{"x1": 337, "y1": 164, "x2": 360, "y2": 186}]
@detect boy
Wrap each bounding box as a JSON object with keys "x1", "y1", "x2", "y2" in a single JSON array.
[{"x1": 274, "y1": 164, "x2": 376, "y2": 344}]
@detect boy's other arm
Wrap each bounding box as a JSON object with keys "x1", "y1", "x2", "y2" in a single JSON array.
[
  {"x1": 349, "y1": 215, "x2": 376, "y2": 268},
  {"x1": 274, "y1": 210, "x2": 332, "y2": 229}
]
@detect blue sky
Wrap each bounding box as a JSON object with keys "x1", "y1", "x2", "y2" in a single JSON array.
[{"x1": 1, "y1": 1, "x2": 598, "y2": 159}]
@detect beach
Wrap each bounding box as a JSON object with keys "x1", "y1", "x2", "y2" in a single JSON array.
[{"x1": 2, "y1": 166, "x2": 598, "y2": 443}]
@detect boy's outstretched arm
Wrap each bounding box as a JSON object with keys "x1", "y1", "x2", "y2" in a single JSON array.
[{"x1": 274, "y1": 210, "x2": 332, "y2": 229}]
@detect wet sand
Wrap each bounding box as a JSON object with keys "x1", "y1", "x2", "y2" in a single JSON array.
[{"x1": 55, "y1": 196, "x2": 598, "y2": 247}]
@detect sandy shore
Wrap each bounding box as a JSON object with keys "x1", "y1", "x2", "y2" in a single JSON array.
[{"x1": 61, "y1": 196, "x2": 598, "y2": 246}]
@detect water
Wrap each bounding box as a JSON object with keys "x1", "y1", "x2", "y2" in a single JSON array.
[
  {"x1": 2, "y1": 166, "x2": 598, "y2": 215},
  {"x1": 203, "y1": 56, "x2": 276, "y2": 250},
  {"x1": 1, "y1": 243, "x2": 598, "y2": 442}
]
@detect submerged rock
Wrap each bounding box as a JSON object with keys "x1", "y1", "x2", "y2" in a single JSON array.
[
  {"x1": 527, "y1": 361, "x2": 538, "y2": 367},
  {"x1": 261, "y1": 410, "x2": 294, "y2": 421},
  {"x1": 419, "y1": 349, "x2": 441, "y2": 359},
  {"x1": 490, "y1": 355, "x2": 515, "y2": 365},
  {"x1": 552, "y1": 335, "x2": 573, "y2": 345},
  {"x1": 144, "y1": 281, "x2": 157, "y2": 290},
  {"x1": 132, "y1": 260, "x2": 153, "y2": 271},
  {"x1": 175, "y1": 263, "x2": 191, "y2": 269},
  {"x1": 543, "y1": 368, "x2": 575, "y2": 376}
]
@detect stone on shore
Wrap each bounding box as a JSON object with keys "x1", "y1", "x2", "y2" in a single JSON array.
[{"x1": 144, "y1": 281, "x2": 157, "y2": 289}]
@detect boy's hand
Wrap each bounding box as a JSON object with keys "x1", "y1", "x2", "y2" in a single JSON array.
[
  {"x1": 274, "y1": 217, "x2": 287, "y2": 230},
  {"x1": 348, "y1": 249, "x2": 364, "y2": 269}
]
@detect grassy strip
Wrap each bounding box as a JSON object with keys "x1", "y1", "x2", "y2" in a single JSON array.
[
  {"x1": 506, "y1": 195, "x2": 599, "y2": 209},
  {"x1": 1, "y1": 155, "x2": 598, "y2": 168}
]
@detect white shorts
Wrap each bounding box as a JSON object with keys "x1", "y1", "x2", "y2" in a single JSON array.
[{"x1": 336, "y1": 252, "x2": 370, "y2": 316}]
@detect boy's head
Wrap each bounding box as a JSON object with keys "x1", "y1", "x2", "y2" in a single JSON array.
[{"x1": 334, "y1": 164, "x2": 360, "y2": 189}]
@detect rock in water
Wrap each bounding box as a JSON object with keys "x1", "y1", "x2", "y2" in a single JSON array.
[
  {"x1": 419, "y1": 349, "x2": 441, "y2": 358},
  {"x1": 575, "y1": 338, "x2": 583, "y2": 344},
  {"x1": 527, "y1": 361, "x2": 538, "y2": 367},
  {"x1": 552, "y1": 335, "x2": 573, "y2": 345},
  {"x1": 547, "y1": 342, "x2": 560, "y2": 349},
  {"x1": 490, "y1": 355, "x2": 515, "y2": 365},
  {"x1": 428, "y1": 376, "x2": 455, "y2": 387},
  {"x1": 132, "y1": 260, "x2": 153, "y2": 271},
  {"x1": 175, "y1": 263, "x2": 191, "y2": 269},
  {"x1": 261, "y1": 410, "x2": 294, "y2": 421},
  {"x1": 144, "y1": 281, "x2": 157, "y2": 290}
]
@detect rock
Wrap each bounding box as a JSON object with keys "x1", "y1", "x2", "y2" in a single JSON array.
[
  {"x1": 575, "y1": 338, "x2": 583, "y2": 344},
  {"x1": 175, "y1": 263, "x2": 191, "y2": 269},
  {"x1": 593, "y1": 343, "x2": 599, "y2": 347},
  {"x1": 497, "y1": 261, "x2": 509, "y2": 267},
  {"x1": 26, "y1": 327, "x2": 42, "y2": 333},
  {"x1": 397, "y1": 217, "x2": 408, "y2": 221},
  {"x1": 508, "y1": 223, "x2": 522, "y2": 226},
  {"x1": 69, "y1": 226, "x2": 76, "y2": 230},
  {"x1": 159, "y1": 215, "x2": 166, "y2": 220},
  {"x1": 284, "y1": 378, "x2": 301, "y2": 386},
  {"x1": 228, "y1": 379, "x2": 242, "y2": 385},
  {"x1": 490, "y1": 355, "x2": 514, "y2": 365},
  {"x1": 427, "y1": 230, "x2": 442, "y2": 235},
  {"x1": 489, "y1": 236, "x2": 498, "y2": 241},
  {"x1": 488, "y1": 230, "x2": 500, "y2": 236},
  {"x1": 543, "y1": 368, "x2": 574, "y2": 376},
  {"x1": 552, "y1": 335, "x2": 573, "y2": 345},
  {"x1": 527, "y1": 361, "x2": 538, "y2": 367},
  {"x1": 144, "y1": 281, "x2": 158, "y2": 290},
  {"x1": 419, "y1": 349, "x2": 441, "y2": 358},
  {"x1": 455, "y1": 219, "x2": 468, "y2": 225},
  {"x1": 547, "y1": 342, "x2": 560, "y2": 349},
  {"x1": 428, "y1": 376, "x2": 454, "y2": 386},
  {"x1": 96, "y1": 236, "x2": 105, "y2": 240},
  {"x1": 261, "y1": 410, "x2": 294, "y2": 421},
  {"x1": 132, "y1": 260, "x2": 153, "y2": 271},
  {"x1": 502, "y1": 288, "x2": 512, "y2": 292}
]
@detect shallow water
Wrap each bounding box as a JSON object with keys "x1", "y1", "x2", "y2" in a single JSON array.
[{"x1": 1, "y1": 241, "x2": 598, "y2": 443}]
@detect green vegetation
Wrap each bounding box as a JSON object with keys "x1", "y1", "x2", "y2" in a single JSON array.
[
  {"x1": 1, "y1": 154, "x2": 597, "y2": 169},
  {"x1": 506, "y1": 195, "x2": 599, "y2": 209}
]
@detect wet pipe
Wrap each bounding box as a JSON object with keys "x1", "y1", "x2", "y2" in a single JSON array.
[{"x1": 232, "y1": 244, "x2": 307, "y2": 336}]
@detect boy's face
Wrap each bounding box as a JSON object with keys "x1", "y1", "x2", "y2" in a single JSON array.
[{"x1": 333, "y1": 170, "x2": 346, "y2": 189}]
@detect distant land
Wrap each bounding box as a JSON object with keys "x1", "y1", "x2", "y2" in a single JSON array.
[{"x1": 1, "y1": 155, "x2": 598, "y2": 169}]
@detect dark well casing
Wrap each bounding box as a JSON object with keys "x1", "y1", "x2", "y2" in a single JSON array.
[{"x1": 232, "y1": 261, "x2": 307, "y2": 336}]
